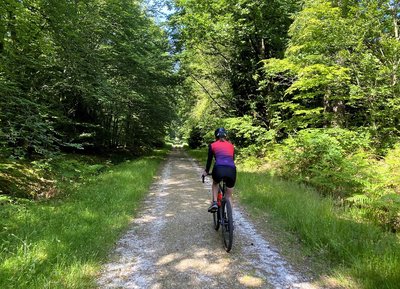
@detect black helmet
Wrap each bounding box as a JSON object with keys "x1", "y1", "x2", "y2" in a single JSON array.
[{"x1": 214, "y1": 127, "x2": 227, "y2": 139}]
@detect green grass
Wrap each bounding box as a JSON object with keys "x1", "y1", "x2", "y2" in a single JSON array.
[
  {"x1": 0, "y1": 149, "x2": 168, "y2": 289},
  {"x1": 187, "y1": 147, "x2": 400, "y2": 289},
  {"x1": 236, "y1": 171, "x2": 400, "y2": 288},
  {"x1": 186, "y1": 148, "x2": 208, "y2": 165}
]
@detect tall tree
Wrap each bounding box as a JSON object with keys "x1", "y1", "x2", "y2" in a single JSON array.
[
  {"x1": 263, "y1": 0, "x2": 400, "y2": 146},
  {"x1": 0, "y1": 0, "x2": 179, "y2": 157},
  {"x1": 171, "y1": 0, "x2": 299, "y2": 137}
]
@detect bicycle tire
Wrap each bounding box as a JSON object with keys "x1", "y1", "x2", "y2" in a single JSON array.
[
  {"x1": 213, "y1": 207, "x2": 220, "y2": 230},
  {"x1": 221, "y1": 199, "x2": 233, "y2": 252}
]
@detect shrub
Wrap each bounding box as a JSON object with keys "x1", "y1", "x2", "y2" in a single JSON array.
[
  {"x1": 347, "y1": 144, "x2": 400, "y2": 231},
  {"x1": 187, "y1": 126, "x2": 203, "y2": 149},
  {"x1": 273, "y1": 129, "x2": 400, "y2": 231},
  {"x1": 277, "y1": 128, "x2": 372, "y2": 197},
  {"x1": 384, "y1": 144, "x2": 400, "y2": 194},
  {"x1": 222, "y1": 116, "x2": 276, "y2": 160}
]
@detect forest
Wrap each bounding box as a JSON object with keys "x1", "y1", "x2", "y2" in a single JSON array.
[
  {"x1": 1, "y1": 0, "x2": 179, "y2": 158},
  {"x1": 1, "y1": 0, "x2": 400, "y2": 234},
  {"x1": 173, "y1": 0, "x2": 400, "y2": 232},
  {"x1": 0, "y1": 0, "x2": 399, "y2": 287}
]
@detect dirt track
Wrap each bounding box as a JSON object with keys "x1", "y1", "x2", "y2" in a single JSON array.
[{"x1": 97, "y1": 148, "x2": 318, "y2": 289}]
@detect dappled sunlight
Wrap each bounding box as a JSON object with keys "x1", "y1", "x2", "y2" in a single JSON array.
[
  {"x1": 157, "y1": 253, "x2": 182, "y2": 265},
  {"x1": 98, "y1": 148, "x2": 321, "y2": 289},
  {"x1": 238, "y1": 275, "x2": 265, "y2": 287},
  {"x1": 152, "y1": 247, "x2": 233, "y2": 283},
  {"x1": 174, "y1": 256, "x2": 230, "y2": 275},
  {"x1": 159, "y1": 191, "x2": 170, "y2": 197},
  {"x1": 136, "y1": 214, "x2": 158, "y2": 224}
]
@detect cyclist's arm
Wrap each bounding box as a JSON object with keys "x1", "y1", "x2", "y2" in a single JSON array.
[{"x1": 205, "y1": 144, "x2": 213, "y2": 173}]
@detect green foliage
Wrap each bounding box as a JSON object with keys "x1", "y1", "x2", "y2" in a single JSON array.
[
  {"x1": 235, "y1": 169, "x2": 400, "y2": 289},
  {"x1": 0, "y1": 154, "x2": 108, "y2": 199},
  {"x1": 262, "y1": 0, "x2": 400, "y2": 146},
  {"x1": 346, "y1": 144, "x2": 400, "y2": 231},
  {"x1": 277, "y1": 128, "x2": 372, "y2": 197},
  {"x1": 270, "y1": 128, "x2": 400, "y2": 231},
  {"x1": 171, "y1": 0, "x2": 300, "y2": 132},
  {"x1": 384, "y1": 144, "x2": 400, "y2": 194},
  {"x1": 0, "y1": 151, "x2": 166, "y2": 288},
  {"x1": 187, "y1": 126, "x2": 203, "y2": 149},
  {"x1": 0, "y1": 0, "x2": 179, "y2": 158},
  {"x1": 223, "y1": 116, "x2": 270, "y2": 147}
]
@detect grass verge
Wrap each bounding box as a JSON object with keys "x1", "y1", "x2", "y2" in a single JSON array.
[
  {"x1": 187, "y1": 148, "x2": 400, "y2": 289},
  {"x1": 0, "y1": 149, "x2": 168, "y2": 289}
]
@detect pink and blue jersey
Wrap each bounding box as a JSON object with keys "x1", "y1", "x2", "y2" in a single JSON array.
[{"x1": 205, "y1": 140, "x2": 235, "y2": 173}]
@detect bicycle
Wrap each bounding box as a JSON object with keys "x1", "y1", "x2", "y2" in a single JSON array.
[{"x1": 202, "y1": 175, "x2": 234, "y2": 252}]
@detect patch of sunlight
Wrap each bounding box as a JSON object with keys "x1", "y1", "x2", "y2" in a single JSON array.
[
  {"x1": 157, "y1": 253, "x2": 182, "y2": 265},
  {"x1": 165, "y1": 180, "x2": 182, "y2": 186},
  {"x1": 34, "y1": 248, "x2": 48, "y2": 262},
  {"x1": 63, "y1": 261, "x2": 98, "y2": 282},
  {"x1": 137, "y1": 215, "x2": 158, "y2": 224},
  {"x1": 82, "y1": 209, "x2": 97, "y2": 220},
  {"x1": 238, "y1": 275, "x2": 264, "y2": 287},
  {"x1": 318, "y1": 273, "x2": 358, "y2": 289},
  {"x1": 175, "y1": 255, "x2": 230, "y2": 275},
  {"x1": 192, "y1": 249, "x2": 210, "y2": 258}
]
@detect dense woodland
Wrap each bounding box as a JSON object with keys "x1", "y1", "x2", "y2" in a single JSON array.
[
  {"x1": 1, "y1": 2, "x2": 399, "y2": 287},
  {"x1": 171, "y1": 0, "x2": 400, "y2": 231},
  {"x1": 1, "y1": 1, "x2": 399, "y2": 228},
  {"x1": 0, "y1": 0, "x2": 179, "y2": 157},
  {"x1": 174, "y1": 0, "x2": 399, "y2": 147}
]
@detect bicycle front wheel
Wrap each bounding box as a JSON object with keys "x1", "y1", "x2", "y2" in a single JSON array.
[{"x1": 221, "y1": 199, "x2": 233, "y2": 252}]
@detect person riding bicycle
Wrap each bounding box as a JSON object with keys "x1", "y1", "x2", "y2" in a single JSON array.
[{"x1": 202, "y1": 127, "x2": 237, "y2": 213}]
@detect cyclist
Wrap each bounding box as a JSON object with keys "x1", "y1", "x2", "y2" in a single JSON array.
[{"x1": 202, "y1": 127, "x2": 236, "y2": 213}]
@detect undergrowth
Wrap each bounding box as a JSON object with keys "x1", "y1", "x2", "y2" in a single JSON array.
[
  {"x1": 236, "y1": 171, "x2": 400, "y2": 289},
  {"x1": 188, "y1": 146, "x2": 400, "y2": 289},
  {"x1": 0, "y1": 149, "x2": 168, "y2": 288}
]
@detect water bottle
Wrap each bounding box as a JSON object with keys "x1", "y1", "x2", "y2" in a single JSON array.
[{"x1": 217, "y1": 191, "x2": 222, "y2": 207}]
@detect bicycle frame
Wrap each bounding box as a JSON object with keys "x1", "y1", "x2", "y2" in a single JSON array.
[{"x1": 203, "y1": 174, "x2": 234, "y2": 252}]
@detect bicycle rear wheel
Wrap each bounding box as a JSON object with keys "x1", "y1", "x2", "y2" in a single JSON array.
[
  {"x1": 213, "y1": 207, "x2": 220, "y2": 230},
  {"x1": 221, "y1": 199, "x2": 233, "y2": 252}
]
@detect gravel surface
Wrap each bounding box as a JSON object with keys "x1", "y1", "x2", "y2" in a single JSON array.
[{"x1": 97, "y1": 148, "x2": 319, "y2": 289}]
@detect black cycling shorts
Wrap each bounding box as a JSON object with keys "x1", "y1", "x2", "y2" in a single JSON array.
[{"x1": 212, "y1": 165, "x2": 237, "y2": 188}]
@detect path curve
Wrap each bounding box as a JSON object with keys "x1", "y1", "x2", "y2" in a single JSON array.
[{"x1": 97, "y1": 148, "x2": 318, "y2": 289}]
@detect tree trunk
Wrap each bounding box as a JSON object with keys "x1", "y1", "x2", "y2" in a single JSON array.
[
  {"x1": 393, "y1": 1, "x2": 399, "y2": 40},
  {"x1": 392, "y1": 1, "x2": 399, "y2": 87},
  {"x1": 332, "y1": 100, "x2": 345, "y2": 127}
]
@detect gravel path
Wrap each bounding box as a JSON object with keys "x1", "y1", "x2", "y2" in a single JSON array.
[{"x1": 97, "y1": 148, "x2": 319, "y2": 289}]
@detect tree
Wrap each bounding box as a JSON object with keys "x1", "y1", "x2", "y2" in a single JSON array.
[
  {"x1": 170, "y1": 0, "x2": 299, "y2": 140},
  {"x1": 262, "y1": 0, "x2": 400, "y2": 147},
  {"x1": 0, "y1": 0, "x2": 179, "y2": 157}
]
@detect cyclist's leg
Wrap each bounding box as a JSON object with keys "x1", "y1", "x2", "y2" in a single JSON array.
[
  {"x1": 224, "y1": 166, "x2": 237, "y2": 204},
  {"x1": 225, "y1": 187, "x2": 233, "y2": 203},
  {"x1": 212, "y1": 181, "x2": 219, "y2": 203},
  {"x1": 211, "y1": 166, "x2": 223, "y2": 201},
  {"x1": 208, "y1": 166, "x2": 223, "y2": 212}
]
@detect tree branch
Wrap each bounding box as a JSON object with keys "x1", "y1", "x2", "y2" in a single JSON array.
[{"x1": 189, "y1": 74, "x2": 228, "y2": 115}]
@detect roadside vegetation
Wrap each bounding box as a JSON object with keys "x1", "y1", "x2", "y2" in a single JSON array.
[
  {"x1": 0, "y1": 149, "x2": 168, "y2": 289},
  {"x1": 179, "y1": 1, "x2": 399, "y2": 287},
  {"x1": 1, "y1": 0, "x2": 399, "y2": 288},
  {"x1": 188, "y1": 146, "x2": 400, "y2": 289}
]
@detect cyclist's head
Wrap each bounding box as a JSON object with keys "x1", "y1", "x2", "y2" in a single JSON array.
[{"x1": 214, "y1": 127, "x2": 227, "y2": 140}]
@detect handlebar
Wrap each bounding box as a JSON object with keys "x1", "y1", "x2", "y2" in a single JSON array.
[{"x1": 202, "y1": 173, "x2": 211, "y2": 183}]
